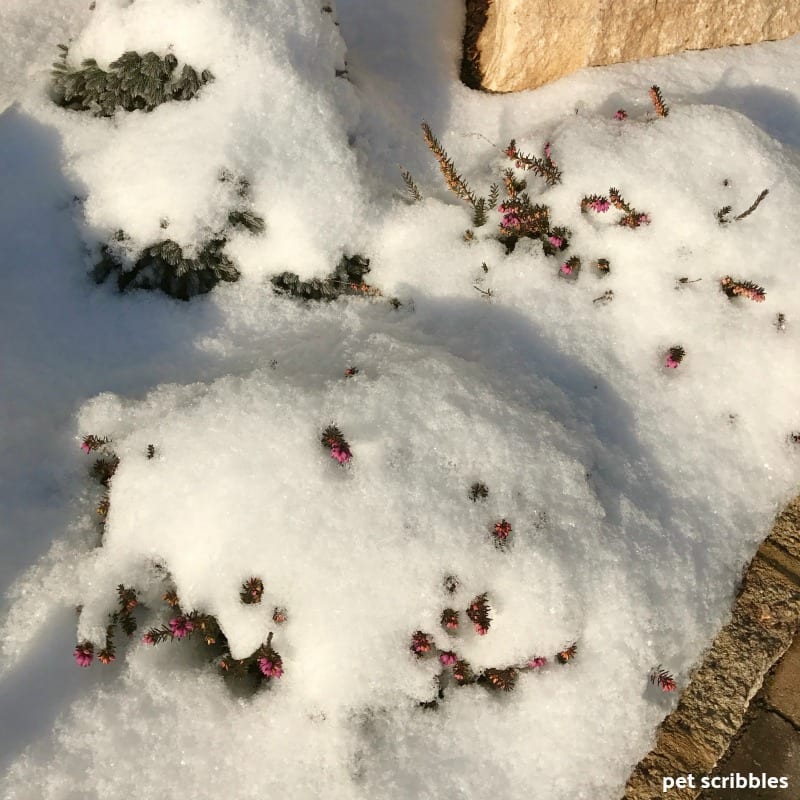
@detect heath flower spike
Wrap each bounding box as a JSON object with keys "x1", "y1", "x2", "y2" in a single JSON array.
[
  {"x1": 321, "y1": 425, "x2": 352, "y2": 465},
  {"x1": 411, "y1": 631, "x2": 433, "y2": 656},
  {"x1": 528, "y1": 656, "x2": 548, "y2": 669},
  {"x1": 168, "y1": 616, "x2": 194, "y2": 639},
  {"x1": 74, "y1": 642, "x2": 94, "y2": 667},
  {"x1": 441, "y1": 608, "x2": 459, "y2": 630},
  {"x1": 720, "y1": 276, "x2": 766, "y2": 303},
  {"x1": 258, "y1": 658, "x2": 283, "y2": 678},
  {"x1": 439, "y1": 651, "x2": 458, "y2": 667}
]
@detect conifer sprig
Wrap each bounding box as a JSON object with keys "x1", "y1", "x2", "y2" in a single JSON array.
[
  {"x1": 400, "y1": 168, "x2": 423, "y2": 202},
  {"x1": 422, "y1": 122, "x2": 479, "y2": 206}
]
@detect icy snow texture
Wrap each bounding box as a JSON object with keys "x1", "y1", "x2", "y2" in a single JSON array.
[{"x1": 2, "y1": 0, "x2": 800, "y2": 798}]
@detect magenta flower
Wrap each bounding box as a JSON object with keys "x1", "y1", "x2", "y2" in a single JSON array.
[
  {"x1": 614, "y1": 109, "x2": 628, "y2": 120},
  {"x1": 493, "y1": 519, "x2": 512, "y2": 541},
  {"x1": 665, "y1": 346, "x2": 685, "y2": 369},
  {"x1": 258, "y1": 658, "x2": 283, "y2": 678},
  {"x1": 547, "y1": 235, "x2": 563, "y2": 248},
  {"x1": 475, "y1": 623, "x2": 489, "y2": 636},
  {"x1": 543, "y1": 142, "x2": 552, "y2": 160},
  {"x1": 637, "y1": 213, "x2": 651, "y2": 225},
  {"x1": 528, "y1": 656, "x2": 547, "y2": 669},
  {"x1": 330, "y1": 444, "x2": 352, "y2": 464},
  {"x1": 74, "y1": 642, "x2": 94, "y2": 667},
  {"x1": 169, "y1": 616, "x2": 194, "y2": 639},
  {"x1": 80, "y1": 442, "x2": 92, "y2": 454},
  {"x1": 560, "y1": 262, "x2": 573, "y2": 275},
  {"x1": 590, "y1": 198, "x2": 610, "y2": 213},
  {"x1": 141, "y1": 632, "x2": 156, "y2": 645},
  {"x1": 439, "y1": 651, "x2": 457, "y2": 667},
  {"x1": 411, "y1": 631, "x2": 433, "y2": 656},
  {"x1": 665, "y1": 355, "x2": 679, "y2": 369}
]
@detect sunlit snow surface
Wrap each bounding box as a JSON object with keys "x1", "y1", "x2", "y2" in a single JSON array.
[{"x1": 2, "y1": 0, "x2": 800, "y2": 797}]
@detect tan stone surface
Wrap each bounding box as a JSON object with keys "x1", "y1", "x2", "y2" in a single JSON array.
[
  {"x1": 472, "y1": 0, "x2": 800, "y2": 93},
  {"x1": 765, "y1": 637, "x2": 800, "y2": 727}
]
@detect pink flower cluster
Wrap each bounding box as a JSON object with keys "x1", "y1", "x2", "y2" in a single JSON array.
[
  {"x1": 330, "y1": 443, "x2": 352, "y2": 464},
  {"x1": 614, "y1": 109, "x2": 628, "y2": 120},
  {"x1": 169, "y1": 616, "x2": 194, "y2": 639},
  {"x1": 439, "y1": 651, "x2": 457, "y2": 667},
  {"x1": 527, "y1": 656, "x2": 547, "y2": 669},
  {"x1": 590, "y1": 198, "x2": 610, "y2": 213},
  {"x1": 74, "y1": 642, "x2": 94, "y2": 667},
  {"x1": 258, "y1": 657, "x2": 284, "y2": 678},
  {"x1": 498, "y1": 203, "x2": 522, "y2": 231},
  {"x1": 547, "y1": 235, "x2": 564, "y2": 248},
  {"x1": 493, "y1": 519, "x2": 512, "y2": 541}
]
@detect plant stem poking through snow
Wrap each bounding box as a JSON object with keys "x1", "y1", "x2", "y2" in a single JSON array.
[
  {"x1": 411, "y1": 631, "x2": 434, "y2": 657},
  {"x1": 80, "y1": 434, "x2": 110, "y2": 454},
  {"x1": 469, "y1": 481, "x2": 489, "y2": 502},
  {"x1": 649, "y1": 85, "x2": 669, "y2": 118},
  {"x1": 320, "y1": 425, "x2": 352, "y2": 465},
  {"x1": 240, "y1": 577, "x2": 264, "y2": 605},
  {"x1": 503, "y1": 140, "x2": 562, "y2": 185},
  {"x1": 422, "y1": 122, "x2": 492, "y2": 227},
  {"x1": 400, "y1": 168, "x2": 422, "y2": 203},
  {"x1": 720, "y1": 276, "x2": 766, "y2": 303},
  {"x1": 557, "y1": 643, "x2": 577, "y2": 664},
  {"x1": 665, "y1": 346, "x2": 686, "y2": 369},
  {"x1": 650, "y1": 666, "x2": 677, "y2": 692},
  {"x1": 492, "y1": 518, "x2": 513, "y2": 546},
  {"x1": 734, "y1": 188, "x2": 769, "y2": 221},
  {"x1": 560, "y1": 256, "x2": 581, "y2": 280},
  {"x1": 608, "y1": 188, "x2": 651, "y2": 228},
  {"x1": 466, "y1": 593, "x2": 492, "y2": 635},
  {"x1": 441, "y1": 608, "x2": 459, "y2": 631}
]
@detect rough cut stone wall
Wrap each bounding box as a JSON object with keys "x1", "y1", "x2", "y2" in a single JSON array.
[{"x1": 462, "y1": 0, "x2": 800, "y2": 93}]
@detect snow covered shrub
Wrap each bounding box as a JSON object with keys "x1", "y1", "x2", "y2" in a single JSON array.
[
  {"x1": 141, "y1": 590, "x2": 285, "y2": 687},
  {"x1": 51, "y1": 45, "x2": 213, "y2": 116},
  {"x1": 73, "y1": 584, "x2": 138, "y2": 667},
  {"x1": 498, "y1": 169, "x2": 570, "y2": 254},
  {"x1": 272, "y1": 255, "x2": 376, "y2": 302},
  {"x1": 413, "y1": 590, "x2": 579, "y2": 706},
  {"x1": 92, "y1": 170, "x2": 265, "y2": 300},
  {"x1": 94, "y1": 235, "x2": 239, "y2": 300}
]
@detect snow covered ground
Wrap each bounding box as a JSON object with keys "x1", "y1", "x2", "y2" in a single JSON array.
[{"x1": 2, "y1": 1, "x2": 800, "y2": 797}]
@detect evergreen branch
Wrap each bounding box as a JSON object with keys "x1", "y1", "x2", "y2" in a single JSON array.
[
  {"x1": 649, "y1": 85, "x2": 669, "y2": 117},
  {"x1": 400, "y1": 168, "x2": 423, "y2": 202},
  {"x1": 734, "y1": 188, "x2": 768, "y2": 221},
  {"x1": 421, "y1": 121, "x2": 478, "y2": 207}
]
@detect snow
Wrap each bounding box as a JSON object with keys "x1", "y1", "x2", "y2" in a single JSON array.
[{"x1": 1, "y1": 0, "x2": 800, "y2": 797}]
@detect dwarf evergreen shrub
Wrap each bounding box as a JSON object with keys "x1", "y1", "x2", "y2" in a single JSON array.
[{"x1": 52, "y1": 45, "x2": 213, "y2": 116}]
